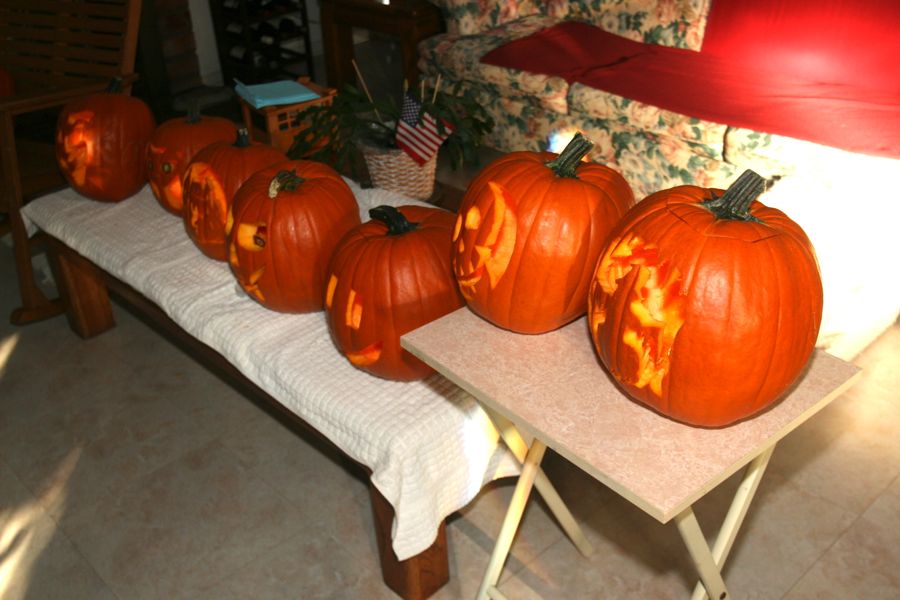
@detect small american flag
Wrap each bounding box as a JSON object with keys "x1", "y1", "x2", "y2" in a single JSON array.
[{"x1": 395, "y1": 93, "x2": 452, "y2": 166}]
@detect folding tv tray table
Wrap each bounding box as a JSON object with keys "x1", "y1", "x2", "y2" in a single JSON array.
[{"x1": 402, "y1": 308, "x2": 861, "y2": 600}]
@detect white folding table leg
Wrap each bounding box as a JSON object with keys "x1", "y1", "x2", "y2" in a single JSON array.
[
  {"x1": 675, "y1": 443, "x2": 777, "y2": 600},
  {"x1": 689, "y1": 444, "x2": 775, "y2": 600},
  {"x1": 675, "y1": 508, "x2": 729, "y2": 600},
  {"x1": 485, "y1": 408, "x2": 593, "y2": 557},
  {"x1": 476, "y1": 439, "x2": 547, "y2": 600}
]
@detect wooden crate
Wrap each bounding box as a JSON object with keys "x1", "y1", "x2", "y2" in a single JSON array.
[{"x1": 239, "y1": 77, "x2": 336, "y2": 154}]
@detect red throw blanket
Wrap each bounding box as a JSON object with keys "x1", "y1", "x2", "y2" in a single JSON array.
[{"x1": 480, "y1": 7, "x2": 900, "y2": 159}]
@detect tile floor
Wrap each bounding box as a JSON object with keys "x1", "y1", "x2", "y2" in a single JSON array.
[{"x1": 1, "y1": 228, "x2": 899, "y2": 600}]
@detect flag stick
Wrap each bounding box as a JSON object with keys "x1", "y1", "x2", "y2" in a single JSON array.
[
  {"x1": 431, "y1": 74, "x2": 442, "y2": 103},
  {"x1": 352, "y1": 59, "x2": 383, "y2": 123}
]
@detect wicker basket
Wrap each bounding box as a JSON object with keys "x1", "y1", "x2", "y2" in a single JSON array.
[{"x1": 359, "y1": 142, "x2": 437, "y2": 200}]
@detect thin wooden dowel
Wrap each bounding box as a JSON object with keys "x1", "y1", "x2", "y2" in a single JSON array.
[{"x1": 351, "y1": 58, "x2": 382, "y2": 123}]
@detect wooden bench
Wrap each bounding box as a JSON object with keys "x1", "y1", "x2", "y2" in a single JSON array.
[{"x1": 23, "y1": 182, "x2": 520, "y2": 600}]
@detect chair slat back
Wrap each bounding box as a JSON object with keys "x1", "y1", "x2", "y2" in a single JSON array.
[{"x1": 0, "y1": 0, "x2": 141, "y2": 92}]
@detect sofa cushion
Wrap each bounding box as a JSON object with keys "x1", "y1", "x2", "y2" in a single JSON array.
[
  {"x1": 419, "y1": 15, "x2": 571, "y2": 114},
  {"x1": 569, "y1": 82, "x2": 726, "y2": 159},
  {"x1": 430, "y1": 0, "x2": 568, "y2": 36}
]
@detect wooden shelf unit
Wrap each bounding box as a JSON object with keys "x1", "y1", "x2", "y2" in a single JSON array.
[{"x1": 210, "y1": 0, "x2": 316, "y2": 85}]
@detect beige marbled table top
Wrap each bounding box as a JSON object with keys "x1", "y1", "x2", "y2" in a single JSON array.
[{"x1": 402, "y1": 308, "x2": 861, "y2": 523}]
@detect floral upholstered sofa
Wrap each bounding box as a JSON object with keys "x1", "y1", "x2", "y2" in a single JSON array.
[
  {"x1": 418, "y1": 0, "x2": 900, "y2": 360},
  {"x1": 419, "y1": 0, "x2": 752, "y2": 198}
]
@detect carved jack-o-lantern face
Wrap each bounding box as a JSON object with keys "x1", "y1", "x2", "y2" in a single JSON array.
[
  {"x1": 589, "y1": 233, "x2": 685, "y2": 397},
  {"x1": 225, "y1": 162, "x2": 360, "y2": 312},
  {"x1": 183, "y1": 161, "x2": 228, "y2": 245},
  {"x1": 147, "y1": 143, "x2": 185, "y2": 211},
  {"x1": 325, "y1": 275, "x2": 384, "y2": 366},
  {"x1": 55, "y1": 86, "x2": 156, "y2": 202},
  {"x1": 57, "y1": 110, "x2": 96, "y2": 187},
  {"x1": 146, "y1": 113, "x2": 237, "y2": 215},
  {"x1": 452, "y1": 181, "x2": 517, "y2": 294},
  {"x1": 324, "y1": 205, "x2": 464, "y2": 381}
]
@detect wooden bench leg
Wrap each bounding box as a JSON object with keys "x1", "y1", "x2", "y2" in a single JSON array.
[
  {"x1": 369, "y1": 482, "x2": 449, "y2": 600},
  {"x1": 47, "y1": 239, "x2": 116, "y2": 338}
]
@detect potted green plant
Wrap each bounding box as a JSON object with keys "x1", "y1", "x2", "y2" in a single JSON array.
[{"x1": 287, "y1": 80, "x2": 493, "y2": 199}]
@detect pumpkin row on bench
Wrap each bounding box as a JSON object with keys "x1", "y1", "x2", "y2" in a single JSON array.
[
  {"x1": 53, "y1": 88, "x2": 823, "y2": 428},
  {"x1": 52, "y1": 85, "x2": 461, "y2": 382}
]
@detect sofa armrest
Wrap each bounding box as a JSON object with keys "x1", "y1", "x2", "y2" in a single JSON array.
[{"x1": 568, "y1": 0, "x2": 712, "y2": 50}]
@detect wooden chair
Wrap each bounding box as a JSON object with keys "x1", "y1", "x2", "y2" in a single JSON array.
[{"x1": 0, "y1": 0, "x2": 142, "y2": 325}]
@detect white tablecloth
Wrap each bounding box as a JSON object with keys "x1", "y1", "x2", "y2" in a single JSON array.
[{"x1": 22, "y1": 181, "x2": 519, "y2": 560}]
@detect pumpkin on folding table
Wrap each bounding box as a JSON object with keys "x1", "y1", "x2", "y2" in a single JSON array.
[
  {"x1": 451, "y1": 133, "x2": 634, "y2": 334},
  {"x1": 588, "y1": 170, "x2": 823, "y2": 427},
  {"x1": 182, "y1": 128, "x2": 286, "y2": 261},
  {"x1": 146, "y1": 106, "x2": 237, "y2": 215},
  {"x1": 55, "y1": 78, "x2": 156, "y2": 202},
  {"x1": 227, "y1": 161, "x2": 360, "y2": 312},
  {"x1": 325, "y1": 205, "x2": 464, "y2": 381}
]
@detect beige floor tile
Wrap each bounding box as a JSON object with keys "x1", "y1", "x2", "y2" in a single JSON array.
[
  {"x1": 783, "y1": 473, "x2": 900, "y2": 599},
  {"x1": 53, "y1": 440, "x2": 311, "y2": 600},
  {"x1": 697, "y1": 471, "x2": 857, "y2": 599},
  {"x1": 221, "y1": 517, "x2": 394, "y2": 600},
  {"x1": 0, "y1": 460, "x2": 116, "y2": 600},
  {"x1": 769, "y1": 326, "x2": 900, "y2": 514}
]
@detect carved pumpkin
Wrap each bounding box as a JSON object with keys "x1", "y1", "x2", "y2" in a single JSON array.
[
  {"x1": 54, "y1": 79, "x2": 156, "y2": 202},
  {"x1": 147, "y1": 106, "x2": 237, "y2": 215},
  {"x1": 452, "y1": 133, "x2": 634, "y2": 334},
  {"x1": 325, "y1": 205, "x2": 464, "y2": 381},
  {"x1": 227, "y1": 161, "x2": 361, "y2": 312},
  {"x1": 588, "y1": 170, "x2": 823, "y2": 427},
  {"x1": 182, "y1": 128, "x2": 286, "y2": 261}
]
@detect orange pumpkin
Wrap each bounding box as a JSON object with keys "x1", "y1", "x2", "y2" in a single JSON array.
[
  {"x1": 588, "y1": 170, "x2": 823, "y2": 427},
  {"x1": 325, "y1": 205, "x2": 464, "y2": 381},
  {"x1": 147, "y1": 106, "x2": 237, "y2": 215},
  {"x1": 182, "y1": 128, "x2": 286, "y2": 261},
  {"x1": 451, "y1": 133, "x2": 634, "y2": 334},
  {"x1": 227, "y1": 161, "x2": 361, "y2": 312},
  {"x1": 54, "y1": 79, "x2": 156, "y2": 202}
]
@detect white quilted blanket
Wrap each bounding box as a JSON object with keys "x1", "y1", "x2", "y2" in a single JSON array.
[{"x1": 22, "y1": 181, "x2": 519, "y2": 560}]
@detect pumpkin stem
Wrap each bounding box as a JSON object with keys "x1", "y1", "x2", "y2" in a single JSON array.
[
  {"x1": 268, "y1": 169, "x2": 305, "y2": 198},
  {"x1": 186, "y1": 100, "x2": 202, "y2": 124},
  {"x1": 235, "y1": 127, "x2": 252, "y2": 148},
  {"x1": 702, "y1": 169, "x2": 766, "y2": 223},
  {"x1": 545, "y1": 133, "x2": 593, "y2": 178},
  {"x1": 369, "y1": 205, "x2": 418, "y2": 235}
]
